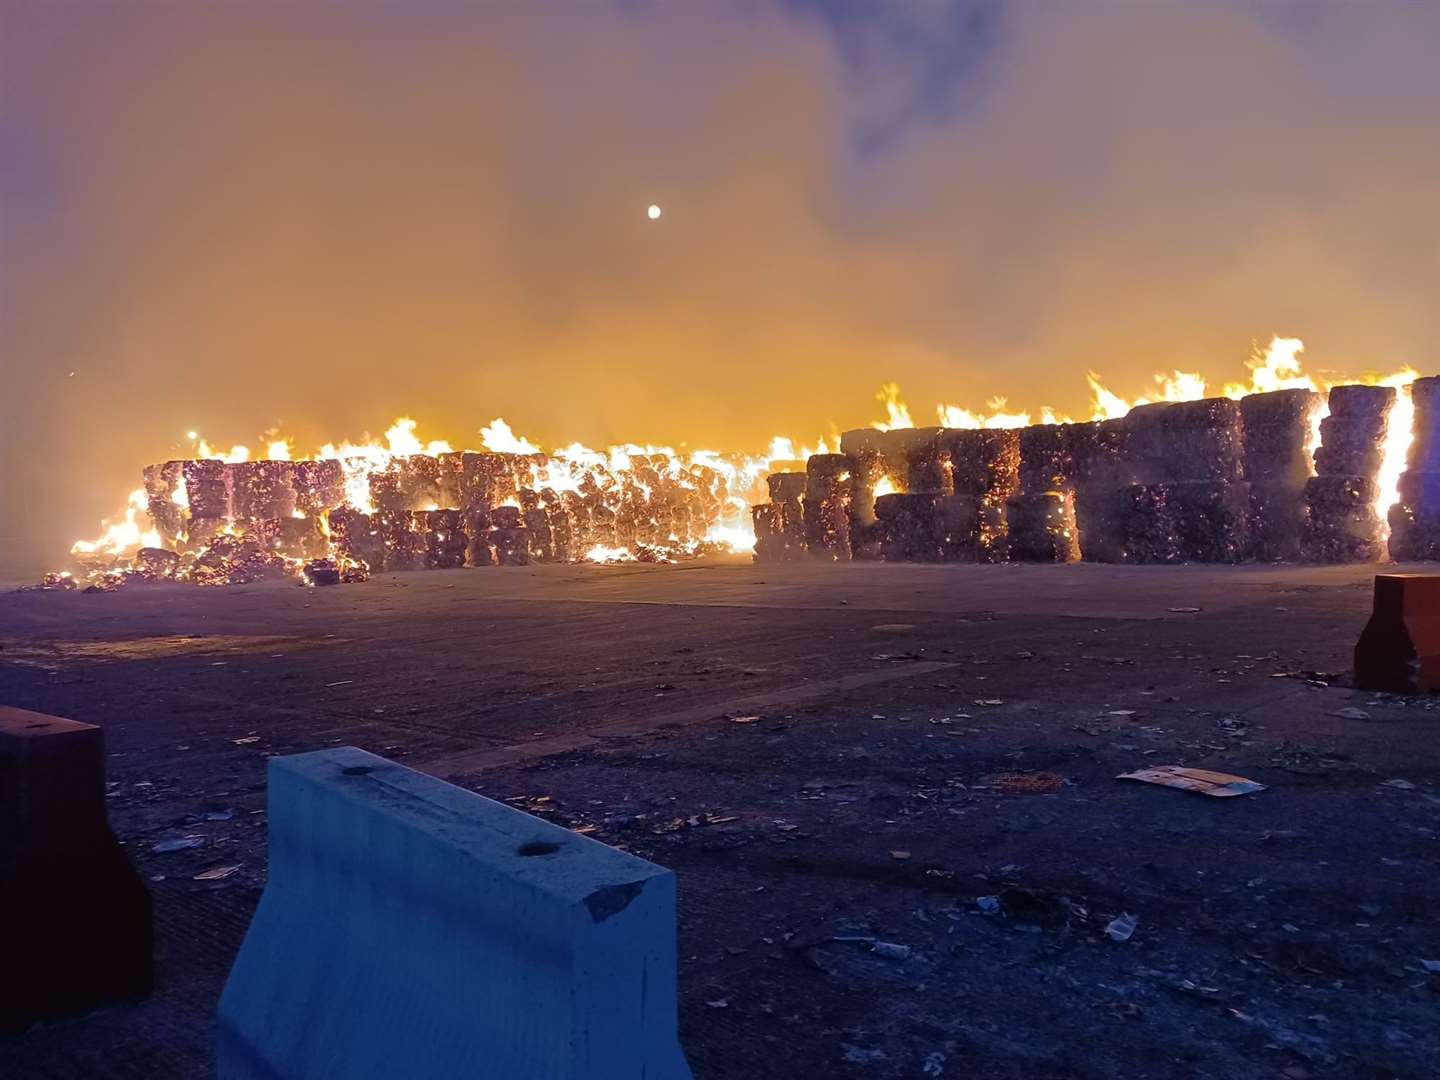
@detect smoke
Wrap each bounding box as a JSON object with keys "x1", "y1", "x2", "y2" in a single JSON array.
[{"x1": 2, "y1": 1, "x2": 1437, "y2": 574}]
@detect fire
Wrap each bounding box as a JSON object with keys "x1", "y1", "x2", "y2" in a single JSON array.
[
  {"x1": 71, "y1": 488, "x2": 161, "y2": 558},
  {"x1": 61, "y1": 333, "x2": 1424, "y2": 582},
  {"x1": 872, "y1": 383, "x2": 913, "y2": 431},
  {"x1": 873, "y1": 475, "x2": 897, "y2": 498}
]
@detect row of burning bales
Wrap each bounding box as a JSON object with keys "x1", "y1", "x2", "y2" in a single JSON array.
[
  {"x1": 754, "y1": 378, "x2": 1440, "y2": 566},
  {"x1": 96, "y1": 450, "x2": 739, "y2": 587}
]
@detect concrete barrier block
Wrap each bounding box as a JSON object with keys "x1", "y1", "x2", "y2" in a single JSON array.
[
  {"x1": 0, "y1": 706, "x2": 153, "y2": 1031},
  {"x1": 1354, "y1": 574, "x2": 1440, "y2": 693},
  {"x1": 218, "y1": 747, "x2": 693, "y2": 1080}
]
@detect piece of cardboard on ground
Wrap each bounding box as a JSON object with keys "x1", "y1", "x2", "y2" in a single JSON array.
[{"x1": 1117, "y1": 765, "x2": 1265, "y2": 797}]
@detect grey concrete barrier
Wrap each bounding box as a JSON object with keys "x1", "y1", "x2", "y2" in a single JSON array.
[{"x1": 217, "y1": 746, "x2": 693, "y2": 1080}]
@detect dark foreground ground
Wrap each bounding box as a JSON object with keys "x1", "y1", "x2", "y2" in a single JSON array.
[{"x1": 2, "y1": 559, "x2": 1438, "y2": 1080}]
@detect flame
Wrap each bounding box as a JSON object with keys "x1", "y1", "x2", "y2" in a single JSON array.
[
  {"x1": 1377, "y1": 375, "x2": 1417, "y2": 545},
  {"x1": 936, "y1": 396, "x2": 1033, "y2": 430},
  {"x1": 71, "y1": 488, "x2": 161, "y2": 558},
  {"x1": 480, "y1": 418, "x2": 540, "y2": 454},
  {"x1": 584, "y1": 545, "x2": 634, "y2": 564},
  {"x1": 266, "y1": 439, "x2": 292, "y2": 461},
  {"x1": 873, "y1": 475, "x2": 897, "y2": 498},
  {"x1": 872, "y1": 383, "x2": 914, "y2": 431},
  {"x1": 1223, "y1": 336, "x2": 1315, "y2": 398}
]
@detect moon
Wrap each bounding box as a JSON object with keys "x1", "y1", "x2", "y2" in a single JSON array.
[{"x1": 647, "y1": 204, "x2": 662, "y2": 220}]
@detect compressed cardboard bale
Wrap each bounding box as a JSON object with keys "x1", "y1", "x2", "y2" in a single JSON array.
[
  {"x1": 1386, "y1": 503, "x2": 1440, "y2": 562},
  {"x1": 751, "y1": 504, "x2": 790, "y2": 563},
  {"x1": 184, "y1": 515, "x2": 226, "y2": 550},
  {"x1": 766, "y1": 472, "x2": 807, "y2": 502},
  {"x1": 492, "y1": 526, "x2": 531, "y2": 566},
  {"x1": 839, "y1": 428, "x2": 887, "y2": 458},
  {"x1": 421, "y1": 509, "x2": 467, "y2": 570},
  {"x1": 936, "y1": 494, "x2": 982, "y2": 561},
  {"x1": 523, "y1": 508, "x2": 553, "y2": 562},
  {"x1": 462, "y1": 453, "x2": 519, "y2": 511},
  {"x1": 1005, "y1": 492, "x2": 1080, "y2": 562},
  {"x1": 1407, "y1": 376, "x2": 1440, "y2": 473},
  {"x1": 1018, "y1": 423, "x2": 1076, "y2": 494},
  {"x1": 143, "y1": 461, "x2": 186, "y2": 544},
  {"x1": 463, "y1": 507, "x2": 494, "y2": 567},
  {"x1": 1304, "y1": 475, "x2": 1382, "y2": 562},
  {"x1": 1167, "y1": 480, "x2": 1251, "y2": 562},
  {"x1": 874, "y1": 493, "x2": 942, "y2": 561},
  {"x1": 1125, "y1": 399, "x2": 1243, "y2": 485},
  {"x1": 803, "y1": 455, "x2": 852, "y2": 559},
  {"x1": 1247, "y1": 481, "x2": 1310, "y2": 562},
  {"x1": 398, "y1": 455, "x2": 442, "y2": 510},
  {"x1": 437, "y1": 452, "x2": 466, "y2": 508},
  {"x1": 1121, "y1": 485, "x2": 1178, "y2": 564},
  {"x1": 948, "y1": 429, "x2": 1020, "y2": 501},
  {"x1": 1313, "y1": 385, "x2": 1394, "y2": 479},
  {"x1": 1072, "y1": 485, "x2": 1129, "y2": 563},
  {"x1": 377, "y1": 511, "x2": 422, "y2": 570},
  {"x1": 1240, "y1": 388, "x2": 1320, "y2": 488},
  {"x1": 275, "y1": 516, "x2": 325, "y2": 560},
  {"x1": 328, "y1": 508, "x2": 385, "y2": 572},
  {"x1": 903, "y1": 428, "x2": 953, "y2": 494},
  {"x1": 183, "y1": 459, "x2": 230, "y2": 520},
  {"x1": 294, "y1": 460, "x2": 345, "y2": 515},
  {"x1": 491, "y1": 505, "x2": 523, "y2": 530},
  {"x1": 232, "y1": 461, "x2": 298, "y2": 524}
]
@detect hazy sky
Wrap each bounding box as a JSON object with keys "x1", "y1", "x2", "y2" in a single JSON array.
[{"x1": 3, "y1": 1, "x2": 1438, "y2": 572}]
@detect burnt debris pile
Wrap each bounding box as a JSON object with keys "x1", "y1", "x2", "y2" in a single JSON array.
[{"x1": 753, "y1": 376, "x2": 1436, "y2": 566}]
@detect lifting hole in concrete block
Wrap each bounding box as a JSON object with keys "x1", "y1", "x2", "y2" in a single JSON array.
[{"x1": 218, "y1": 746, "x2": 692, "y2": 1080}]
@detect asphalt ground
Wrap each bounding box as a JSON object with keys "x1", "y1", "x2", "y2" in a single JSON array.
[{"x1": 2, "y1": 559, "x2": 1438, "y2": 1079}]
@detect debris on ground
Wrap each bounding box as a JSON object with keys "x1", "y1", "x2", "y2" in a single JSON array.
[
  {"x1": 1105, "y1": 913, "x2": 1138, "y2": 942},
  {"x1": 1118, "y1": 765, "x2": 1266, "y2": 797}
]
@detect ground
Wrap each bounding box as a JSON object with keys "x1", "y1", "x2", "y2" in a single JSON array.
[{"x1": 1, "y1": 558, "x2": 1438, "y2": 1079}]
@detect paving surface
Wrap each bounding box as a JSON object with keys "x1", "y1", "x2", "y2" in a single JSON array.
[{"x1": 2, "y1": 559, "x2": 1438, "y2": 1079}]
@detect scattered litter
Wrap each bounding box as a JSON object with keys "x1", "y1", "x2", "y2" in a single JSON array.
[
  {"x1": 871, "y1": 624, "x2": 916, "y2": 632},
  {"x1": 152, "y1": 836, "x2": 204, "y2": 853},
  {"x1": 729, "y1": 715, "x2": 760, "y2": 724},
  {"x1": 1118, "y1": 765, "x2": 1265, "y2": 797},
  {"x1": 890, "y1": 850, "x2": 912, "y2": 861},
  {"x1": 871, "y1": 941, "x2": 912, "y2": 961},
  {"x1": 922, "y1": 1051, "x2": 946, "y2": 1077},
  {"x1": 1419, "y1": 960, "x2": 1440, "y2": 973},
  {"x1": 232, "y1": 736, "x2": 261, "y2": 746},
  {"x1": 974, "y1": 699, "x2": 1005, "y2": 707},
  {"x1": 991, "y1": 772, "x2": 1065, "y2": 795},
  {"x1": 1382, "y1": 778, "x2": 1416, "y2": 790},
  {"x1": 193, "y1": 864, "x2": 240, "y2": 881},
  {"x1": 1167, "y1": 607, "x2": 1202, "y2": 613},
  {"x1": 976, "y1": 895, "x2": 1001, "y2": 915},
  {"x1": 1216, "y1": 716, "x2": 1249, "y2": 736},
  {"x1": 1105, "y1": 913, "x2": 1138, "y2": 942},
  {"x1": 204, "y1": 809, "x2": 235, "y2": 822},
  {"x1": 325, "y1": 680, "x2": 353, "y2": 688},
  {"x1": 1336, "y1": 707, "x2": 1373, "y2": 721},
  {"x1": 1108, "y1": 709, "x2": 1137, "y2": 717},
  {"x1": 872, "y1": 652, "x2": 923, "y2": 662},
  {"x1": 705, "y1": 998, "x2": 729, "y2": 1009},
  {"x1": 1281, "y1": 922, "x2": 1300, "y2": 933}
]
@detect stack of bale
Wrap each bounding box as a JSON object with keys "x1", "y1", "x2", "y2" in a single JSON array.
[
  {"x1": 142, "y1": 461, "x2": 186, "y2": 546},
  {"x1": 875, "y1": 493, "x2": 945, "y2": 561},
  {"x1": 397, "y1": 456, "x2": 441, "y2": 509},
  {"x1": 377, "y1": 510, "x2": 422, "y2": 571},
  {"x1": 421, "y1": 509, "x2": 467, "y2": 569},
  {"x1": 803, "y1": 454, "x2": 853, "y2": 560},
  {"x1": 751, "y1": 473, "x2": 806, "y2": 562},
  {"x1": 1389, "y1": 377, "x2": 1440, "y2": 559},
  {"x1": 1068, "y1": 420, "x2": 1135, "y2": 563},
  {"x1": 328, "y1": 507, "x2": 385, "y2": 572},
  {"x1": 1119, "y1": 399, "x2": 1248, "y2": 563},
  {"x1": 1304, "y1": 384, "x2": 1393, "y2": 562},
  {"x1": 490, "y1": 506, "x2": 530, "y2": 565},
  {"x1": 294, "y1": 460, "x2": 344, "y2": 517},
  {"x1": 464, "y1": 506, "x2": 493, "y2": 566},
  {"x1": 837, "y1": 429, "x2": 890, "y2": 559},
  {"x1": 230, "y1": 461, "x2": 298, "y2": 527},
  {"x1": 1240, "y1": 389, "x2": 1319, "y2": 561},
  {"x1": 946, "y1": 429, "x2": 1020, "y2": 561},
  {"x1": 274, "y1": 516, "x2": 326, "y2": 560},
  {"x1": 542, "y1": 491, "x2": 575, "y2": 562},
  {"x1": 182, "y1": 460, "x2": 230, "y2": 547},
  {"x1": 1008, "y1": 423, "x2": 1082, "y2": 563}
]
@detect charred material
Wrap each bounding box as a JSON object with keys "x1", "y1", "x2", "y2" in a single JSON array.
[
  {"x1": 803, "y1": 455, "x2": 853, "y2": 561},
  {"x1": 1241, "y1": 389, "x2": 1318, "y2": 561},
  {"x1": 1005, "y1": 492, "x2": 1080, "y2": 563}
]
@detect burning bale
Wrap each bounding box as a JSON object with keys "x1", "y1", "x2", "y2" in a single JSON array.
[
  {"x1": 142, "y1": 462, "x2": 185, "y2": 546},
  {"x1": 903, "y1": 428, "x2": 954, "y2": 495},
  {"x1": 1121, "y1": 481, "x2": 1251, "y2": 564},
  {"x1": 1240, "y1": 388, "x2": 1319, "y2": 561},
  {"x1": 874, "y1": 493, "x2": 943, "y2": 561},
  {"x1": 803, "y1": 455, "x2": 852, "y2": 561},
  {"x1": 1305, "y1": 384, "x2": 1394, "y2": 563},
  {"x1": 230, "y1": 461, "x2": 297, "y2": 524},
  {"x1": 1389, "y1": 376, "x2": 1440, "y2": 559},
  {"x1": 948, "y1": 429, "x2": 1019, "y2": 559},
  {"x1": 1005, "y1": 492, "x2": 1080, "y2": 562},
  {"x1": 421, "y1": 510, "x2": 467, "y2": 570},
  {"x1": 294, "y1": 460, "x2": 344, "y2": 516}
]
